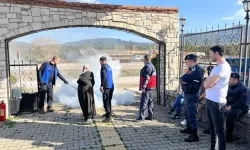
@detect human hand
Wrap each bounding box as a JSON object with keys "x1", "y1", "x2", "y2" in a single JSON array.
[
  {"x1": 226, "y1": 106, "x2": 231, "y2": 112},
  {"x1": 142, "y1": 89, "x2": 145, "y2": 93},
  {"x1": 100, "y1": 87, "x2": 104, "y2": 93}
]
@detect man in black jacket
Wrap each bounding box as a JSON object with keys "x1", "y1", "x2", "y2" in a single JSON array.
[{"x1": 226, "y1": 72, "x2": 249, "y2": 142}]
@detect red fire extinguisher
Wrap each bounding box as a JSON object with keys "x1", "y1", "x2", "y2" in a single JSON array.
[{"x1": 0, "y1": 100, "x2": 6, "y2": 121}]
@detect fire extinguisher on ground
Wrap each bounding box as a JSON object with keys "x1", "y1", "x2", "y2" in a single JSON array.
[{"x1": 0, "y1": 100, "x2": 6, "y2": 121}]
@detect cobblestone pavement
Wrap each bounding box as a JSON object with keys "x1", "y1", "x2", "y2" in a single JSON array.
[{"x1": 0, "y1": 97, "x2": 248, "y2": 150}]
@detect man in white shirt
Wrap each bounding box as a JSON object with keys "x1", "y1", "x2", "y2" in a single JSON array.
[{"x1": 204, "y1": 45, "x2": 231, "y2": 150}]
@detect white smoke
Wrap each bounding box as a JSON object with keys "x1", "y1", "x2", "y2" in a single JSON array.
[{"x1": 54, "y1": 54, "x2": 135, "y2": 108}]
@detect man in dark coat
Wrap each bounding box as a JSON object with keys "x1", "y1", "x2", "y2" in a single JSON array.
[
  {"x1": 226, "y1": 72, "x2": 249, "y2": 142},
  {"x1": 77, "y1": 65, "x2": 96, "y2": 125}
]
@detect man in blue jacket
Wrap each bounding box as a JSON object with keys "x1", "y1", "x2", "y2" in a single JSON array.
[
  {"x1": 38, "y1": 56, "x2": 68, "y2": 114},
  {"x1": 99, "y1": 56, "x2": 114, "y2": 123},
  {"x1": 226, "y1": 72, "x2": 249, "y2": 142}
]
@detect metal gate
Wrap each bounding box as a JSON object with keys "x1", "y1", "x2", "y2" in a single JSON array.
[{"x1": 181, "y1": 22, "x2": 244, "y2": 80}]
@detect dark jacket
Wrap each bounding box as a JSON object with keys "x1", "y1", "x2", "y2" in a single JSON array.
[
  {"x1": 139, "y1": 62, "x2": 156, "y2": 91},
  {"x1": 38, "y1": 62, "x2": 66, "y2": 85},
  {"x1": 181, "y1": 64, "x2": 203, "y2": 94},
  {"x1": 227, "y1": 82, "x2": 249, "y2": 113},
  {"x1": 77, "y1": 71, "x2": 95, "y2": 92},
  {"x1": 100, "y1": 64, "x2": 114, "y2": 89}
]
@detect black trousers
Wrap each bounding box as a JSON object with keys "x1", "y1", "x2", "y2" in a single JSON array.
[
  {"x1": 39, "y1": 83, "x2": 53, "y2": 109},
  {"x1": 226, "y1": 109, "x2": 243, "y2": 140},
  {"x1": 207, "y1": 99, "x2": 226, "y2": 150},
  {"x1": 103, "y1": 88, "x2": 114, "y2": 118}
]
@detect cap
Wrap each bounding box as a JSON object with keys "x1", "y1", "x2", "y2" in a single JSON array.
[
  {"x1": 230, "y1": 72, "x2": 240, "y2": 79},
  {"x1": 184, "y1": 54, "x2": 197, "y2": 61}
]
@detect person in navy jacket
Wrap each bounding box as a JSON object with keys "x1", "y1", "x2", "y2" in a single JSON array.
[
  {"x1": 38, "y1": 56, "x2": 68, "y2": 114},
  {"x1": 99, "y1": 56, "x2": 114, "y2": 123}
]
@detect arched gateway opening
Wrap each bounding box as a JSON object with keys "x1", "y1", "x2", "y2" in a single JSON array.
[{"x1": 0, "y1": 0, "x2": 179, "y2": 115}]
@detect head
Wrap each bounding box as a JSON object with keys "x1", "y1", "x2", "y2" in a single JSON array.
[
  {"x1": 184, "y1": 54, "x2": 198, "y2": 68},
  {"x1": 51, "y1": 56, "x2": 60, "y2": 65},
  {"x1": 210, "y1": 45, "x2": 224, "y2": 62},
  {"x1": 82, "y1": 65, "x2": 90, "y2": 72},
  {"x1": 144, "y1": 55, "x2": 151, "y2": 64},
  {"x1": 229, "y1": 73, "x2": 240, "y2": 86},
  {"x1": 99, "y1": 56, "x2": 107, "y2": 65}
]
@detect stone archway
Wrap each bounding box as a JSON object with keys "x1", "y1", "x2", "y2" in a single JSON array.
[{"x1": 0, "y1": 0, "x2": 179, "y2": 114}]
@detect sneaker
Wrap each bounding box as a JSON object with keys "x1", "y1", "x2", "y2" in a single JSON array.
[
  {"x1": 47, "y1": 107, "x2": 55, "y2": 113},
  {"x1": 85, "y1": 119, "x2": 93, "y2": 125},
  {"x1": 136, "y1": 118, "x2": 145, "y2": 122},
  {"x1": 171, "y1": 115, "x2": 180, "y2": 120},
  {"x1": 39, "y1": 108, "x2": 46, "y2": 114},
  {"x1": 181, "y1": 119, "x2": 187, "y2": 126},
  {"x1": 180, "y1": 127, "x2": 191, "y2": 134}
]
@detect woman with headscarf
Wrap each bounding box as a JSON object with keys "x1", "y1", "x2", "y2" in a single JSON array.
[{"x1": 77, "y1": 65, "x2": 96, "y2": 124}]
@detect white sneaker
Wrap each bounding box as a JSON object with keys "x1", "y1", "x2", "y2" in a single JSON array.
[{"x1": 181, "y1": 119, "x2": 187, "y2": 126}]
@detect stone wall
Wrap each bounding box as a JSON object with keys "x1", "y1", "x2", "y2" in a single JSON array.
[{"x1": 0, "y1": 0, "x2": 179, "y2": 115}]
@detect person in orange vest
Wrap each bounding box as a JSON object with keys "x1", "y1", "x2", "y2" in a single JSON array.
[{"x1": 137, "y1": 55, "x2": 156, "y2": 121}]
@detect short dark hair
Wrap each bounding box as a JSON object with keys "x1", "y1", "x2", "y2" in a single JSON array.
[
  {"x1": 210, "y1": 45, "x2": 224, "y2": 56},
  {"x1": 99, "y1": 56, "x2": 107, "y2": 61},
  {"x1": 144, "y1": 55, "x2": 151, "y2": 62}
]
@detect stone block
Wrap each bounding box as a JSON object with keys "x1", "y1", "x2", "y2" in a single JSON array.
[
  {"x1": 88, "y1": 12, "x2": 96, "y2": 18},
  {"x1": 41, "y1": 9, "x2": 49, "y2": 16},
  {"x1": 7, "y1": 23, "x2": 18, "y2": 29},
  {"x1": 53, "y1": 15, "x2": 60, "y2": 21},
  {"x1": 31, "y1": 8, "x2": 41, "y2": 16},
  {"x1": 75, "y1": 13, "x2": 82, "y2": 19},
  {"x1": 18, "y1": 26, "x2": 29, "y2": 34},
  {"x1": 21, "y1": 11, "x2": 29, "y2": 15},
  {"x1": 97, "y1": 13, "x2": 106, "y2": 20},
  {"x1": 0, "y1": 28, "x2": 8, "y2": 34},
  {"x1": 0, "y1": 19, "x2": 8, "y2": 24},
  {"x1": 6, "y1": 13, "x2": 16, "y2": 19},
  {"x1": 33, "y1": 16, "x2": 42, "y2": 22},
  {"x1": 113, "y1": 15, "x2": 121, "y2": 22},
  {"x1": 73, "y1": 19, "x2": 82, "y2": 25},
  {"x1": 31, "y1": 22, "x2": 42, "y2": 30},
  {"x1": 42, "y1": 16, "x2": 49, "y2": 22},
  {"x1": 22, "y1": 16, "x2": 32, "y2": 22},
  {"x1": 0, "y1": 7, "x2": 9, "y2": 13},
  {"x1": 82, "y1": 12, "x2": 87, "y2": 16},
  {"x1": 13, "y1": 7, "x2": 21, "y2": 13},
  {"x1": 67, "y1": 15, "x2": 75, "y2": 20}
]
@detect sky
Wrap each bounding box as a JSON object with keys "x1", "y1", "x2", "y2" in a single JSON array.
[{"x1": 15, "y1": 0, "x2": 247, "y2": 43}]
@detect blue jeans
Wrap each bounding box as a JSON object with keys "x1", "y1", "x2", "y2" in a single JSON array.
[
  {"x1": 172, "y1": 94, "x2": 184, "y2": 115},
  {"x1": 207, "y1": 99, "x2": 226, "y2": 150}
]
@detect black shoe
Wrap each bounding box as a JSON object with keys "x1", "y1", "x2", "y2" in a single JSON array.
[
  {"x1": 203, "y1": 128, "x2": 210, "y2": 134},
  {"x1": 39, "y1": 108, "x2": 46, "y2": 114},
  {"x1": 102, "y1": 117, "x2": 113, "y2": 123},
  {"x1": 145, "y1": 117, "x2": 153, "y2": 121},
  {"x1": 136, "y1": 118, "x2": 145, "y2": 122},
  {"x1": 168, "y1": 108, "x2": 175, "y2": 115},
  {"x1": 184, "y1": 130, "x2": 199, "y2": 142},
  {"x1": 47, "y1": 107, "x2": 55, "y2": 113},
  {"x1": 102, "y1": 114, "x2": 107, "y2": 117},
  {"x1": 180, "y1": 127, "x2": 191, "y2": 134},
  {"x1": 171, "y1": 115, "x2": 180, "y2": 120}
]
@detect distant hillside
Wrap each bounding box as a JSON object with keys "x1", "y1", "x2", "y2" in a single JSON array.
[{"x1": 63, "y1": 38, "x2": 154, "y2": 49}]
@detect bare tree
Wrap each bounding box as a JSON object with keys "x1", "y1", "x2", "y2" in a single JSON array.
[{"x1": 27, "y1": 37, "x2": 61, "y2": 63}]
